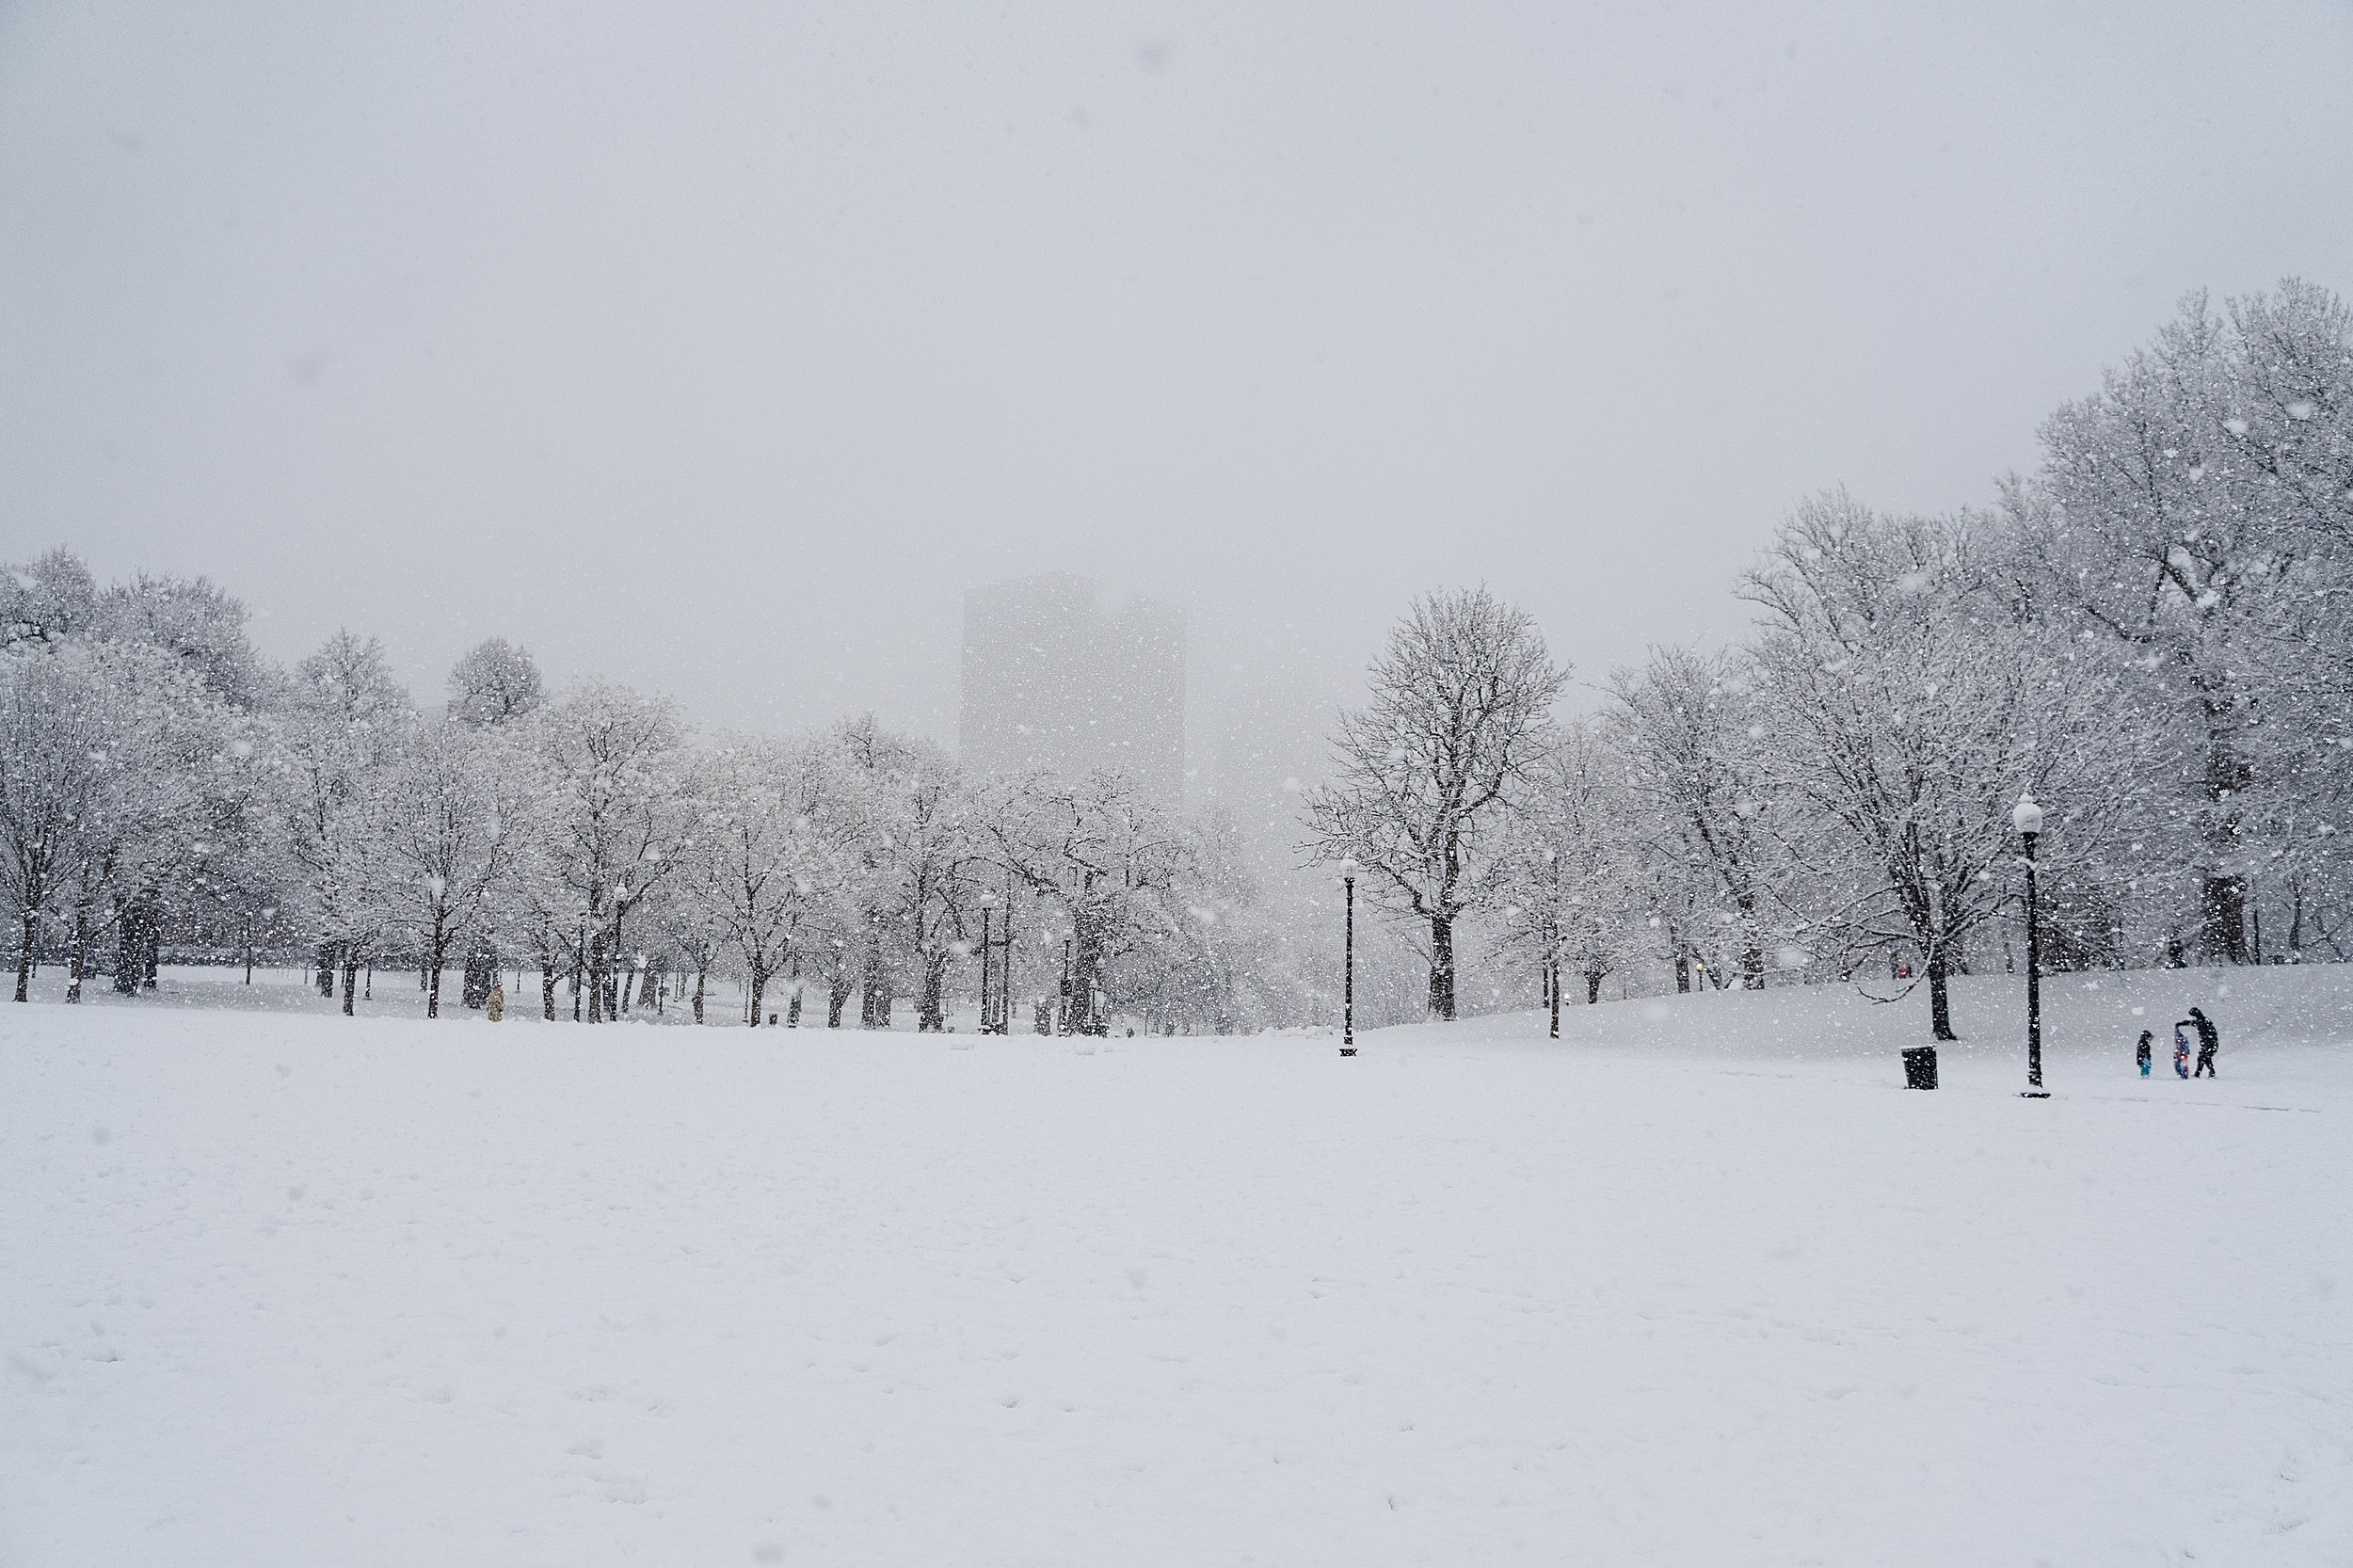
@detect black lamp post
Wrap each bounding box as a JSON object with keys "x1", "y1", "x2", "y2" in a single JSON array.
[
  {"x1": 1546, "y1": 847, "x2": 1562, "y2": 1040},
  {"x1": 1060, "y1": 936, "x2": 1074, "y2": 1035},
  {"x1": 977, "y1": 891, "x2": 997, "y2": 1035},
  {"x1": 2014, "y1": 793, "x2": 2049, "y2": 1098},
  {"x1": 1338, "y1": 858, "x2": 1359, "y2": 1056}
]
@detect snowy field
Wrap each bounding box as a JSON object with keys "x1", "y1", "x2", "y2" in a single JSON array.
[{"x1": 5, "y1": 967, "x2": 2350, "y2": 1566}]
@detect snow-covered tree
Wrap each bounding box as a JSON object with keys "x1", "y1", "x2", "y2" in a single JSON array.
[
  {"x1": 1492, "y1": 721, "x2": 1643, "y2": 1022},
  {"x1": 1096, "y1": 807, "x2": 1267, "y2": 1033},
  {"x1": 0, "y1": 644, "x2": 106, "y2": 999},
  {"x1": 1302, "y1": 586, "x2": 1567, "y2": 1019},
  {"x1": 1603, "y1": 646, "x2": 1781, "y2": 989},
  {"x1": 447, "y1": 638, "x2": 545, "y2": 728},
  {"x1": 675, "y1": 737, "x2": 844, "y2": 1028},
  {"x1": 1741, "y1": 495, "x2": 2144, "y2": 1040},
  {"x1": 814, "y1": 715, "x2": 991, "y2": 1031},
  {"x1": 276, "y1": 630, "x2": 415, "y2": 1013},
  {"x1": 532, "y1": 681, "x2": 688, "y2": 1022},
  {"x1": 2013, "y1": 279, "x2": 2353, "y2": 960},
  {"x1": 1, "y1": 639, "x2": 248, "y2": 1002},
  {"x1": 97, "y1": 571, "x2": 273, "y2": 711},
  {"x1": 982, "y1": 768, "x2": 1197, "y2": 1034},
  {"x1": 369, "y1": 718, "x2": 538, "y2": 1017},
  {"x1": 1, "y1": 549, "x2": 101, "y2": 648}
]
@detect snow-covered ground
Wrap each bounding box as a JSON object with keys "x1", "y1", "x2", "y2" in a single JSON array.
[{"x1": 5, "y1": 965, "x2": 2349, "y2": 1566}]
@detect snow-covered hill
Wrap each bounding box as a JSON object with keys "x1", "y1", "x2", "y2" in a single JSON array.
[{"x1": 5, "y1": 966, "x2": 2348, "y2": 1566}]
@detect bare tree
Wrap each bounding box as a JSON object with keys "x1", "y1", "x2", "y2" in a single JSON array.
[{"x1": 1302, "y1": 586, "x2": 1567, "y2": 1019}]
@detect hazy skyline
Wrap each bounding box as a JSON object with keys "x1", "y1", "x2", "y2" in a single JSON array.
[
  {"x1": 5, "y1": 2, "x2": 2351, "y2": 742},
  {"x1": 959, "y1": 572, "x2": 1188, "y2": 806}
]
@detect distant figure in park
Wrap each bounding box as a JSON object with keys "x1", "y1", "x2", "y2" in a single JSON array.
[
  {"x1": 486, "y1": 983, "x2": 505, "y2": 1023},
  {"x1": 2135, "y1": 1030, "x2": 2153, "y2": 1077},
  {"x1": 2180, "y1": 1006, "x2": 2219, "y2": 1078}
]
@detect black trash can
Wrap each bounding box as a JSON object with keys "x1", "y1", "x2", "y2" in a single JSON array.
[{"x1": 1902, "y1": 1046, "x2": 1939, "y2": 1091}]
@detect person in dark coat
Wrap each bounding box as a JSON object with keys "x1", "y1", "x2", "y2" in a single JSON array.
[
  {"x1": 2136, "y1": 1030, "x2": 2153, "y2": 1077},
  {"x1": 2180, "y1": 1006, "x2": 2219, "y2": 1078}
]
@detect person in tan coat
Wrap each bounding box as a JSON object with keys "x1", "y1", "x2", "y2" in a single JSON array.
[{"x1": 486, "y1": 982, "x2": 505, "y2": 1023}]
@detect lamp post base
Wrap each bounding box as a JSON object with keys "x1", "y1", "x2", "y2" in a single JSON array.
[
  {"x1": 1339, "y1": 1046, "x2": 1356, "y2": 1057},
  {"x1": 2019, "y1": 1089, "x2": 2050, "y2": 1098}
]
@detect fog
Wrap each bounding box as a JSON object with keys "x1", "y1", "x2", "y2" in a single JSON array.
[{"x1": 5, "y1": 1, "x2": 2350, "y2": 751}]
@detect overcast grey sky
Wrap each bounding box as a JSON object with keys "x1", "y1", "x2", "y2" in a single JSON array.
[{"x1": 4, "y1": 1, "x2": 2350, "y2": 741}]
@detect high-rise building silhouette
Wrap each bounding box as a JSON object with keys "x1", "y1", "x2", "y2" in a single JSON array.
[{"x1": 958, "y1": 573, "x2": 1185, "y2": 808}]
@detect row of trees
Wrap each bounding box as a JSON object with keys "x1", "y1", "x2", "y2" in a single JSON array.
[
  {"x1": 8, "y1": 278, "x2": 2345, "y2": 1041},
  {"x1": 1309, "y1": 280, "x2": 2352, "y2": 1038},
  {"x1": 0, "y1": 563, "x2": 1294, "y2": 1030}
]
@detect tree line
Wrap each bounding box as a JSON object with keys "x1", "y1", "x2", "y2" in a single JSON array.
[
  {"x1": 6, "y1": 279, "x2": 2346, "y2": 1040},
  {"x1": 1307, "y1": 280, "x2": 2351, "y2": 1039},
  {"x1": 0, "y1": 575, "x2": 1292, "y2": 1031}
]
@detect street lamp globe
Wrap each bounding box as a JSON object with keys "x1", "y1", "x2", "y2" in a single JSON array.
[
  {"x1": 2012, "y1": 794, "x2": 2044, "y2": 836},
  {"x1": 978, "y1": 890, "x2": 999, "y2": 911}
]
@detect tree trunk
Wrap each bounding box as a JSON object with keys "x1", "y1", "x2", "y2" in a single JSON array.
[
  {"x1": 1673, "y1": 948, "x2": 1690, "y2": 994},
  {"x1": 747, "y1": 961, "x2": 768, "y2": 1028},
  {"x1": 115, "y1": 899, "x2": 142, "y2": 995},
  {"x1": 1428, "y1": 915, "x2": 1456, "y2": 1020},
  {"x1": 693, "y1": 966, "x2": 706, "y2": 1025},
  {"x1": 341, "y1": 958, "x2": 359, "y2": 1016},
  {"x1": 918, "y1": 949, "x2": 948, "y2": 1032},
  {"x1": 1926, "y1": 946, "x2": 1955, "y2": 1042},
  {"x1": 14, "y1": 909, "x2": 33, "y2": 1002},
  {"x1": 826, "y1": 972, "x2": 850, "y2": 1028},
  {"x1": 2200, "y1": 874, "x2": 2249, "y2": 966},
  {"x1": 541, "y1": 956, "x2": 558, "y2": 1021},
  {"x1": 858, "y1": 936, "x2": 889, "y2": 1029},
  {"x1": 585, "y1": 926, "x2": 606, "y2": 1023},
  {"x1": 1585, "y1": 968, "x2": 1603, "y2": 1006},
  {"x1": 426, "y1": 927, "x2": 446, "y2": 1019},
  {"x1": 2193, "y1": 695, "x2": 2252, "y2": 963},
  {"x1": 317, "y1": 944, "x2": 336, "y2": 997},
  {"x1": 66, "y1": 902, "x2": 91, "y2": 1003}
]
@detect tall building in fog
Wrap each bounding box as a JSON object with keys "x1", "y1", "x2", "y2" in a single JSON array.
[{"x1": 959, "y1": 573, "x2": 1186, "y2": 808}]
